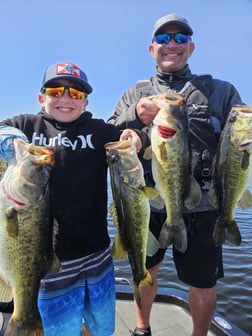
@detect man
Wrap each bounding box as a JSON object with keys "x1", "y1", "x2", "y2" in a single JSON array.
[{"x1": 107, "y1": 13, "x2": 244, "y2": 336}]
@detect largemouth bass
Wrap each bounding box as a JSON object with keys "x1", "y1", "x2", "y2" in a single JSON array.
[
  {"x1": 0, "y1": 138, "x2": 60, "y2": 336},
  {"x1": 209, "y1": 105, "x2": 252, "y2": 245},
  {"x1": 105, "y1": 139, "x2": 158, "y2": 308},
  {"x1": 146, "y1": 93, "x2": 202, "y2": 252}
]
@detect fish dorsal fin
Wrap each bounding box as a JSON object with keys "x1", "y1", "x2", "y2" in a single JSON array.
[
  {"x1": 109, "y1": 202, "x2": 128, "y2": 259},
  {"x1": 109, "y1": 203, "x2": 119, "y2": 228}
]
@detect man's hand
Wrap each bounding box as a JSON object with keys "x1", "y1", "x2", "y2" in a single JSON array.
[
  {"x1": 136, "y1": 97, "x2": 160, "y2": 125},
  {"x1": 120, "y1": 129, "x2": 142, "y2": 153}
]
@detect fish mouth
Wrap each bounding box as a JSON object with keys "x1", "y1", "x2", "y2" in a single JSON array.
[
  {"x1": 238, "y1": 141, "x2": 252, "y2": 150},
  {"x1": 157, "y1": 126, "x2": 177, "y2": 138},
  {"x1": 151, "y1": 92, "x2": 185, "y2": 108},
  {"x1": 104, "y1": 139, "x2": 131, "y2": 151},
  {"x1": 13, "y1": 139, "x2": 55, "y2": 167},
  {"x1": 30, "y1": 154, "x2": 55, "y2": 167},
  {"x1": 27, "y1": 144, "x2": 55, "y2": 167}
]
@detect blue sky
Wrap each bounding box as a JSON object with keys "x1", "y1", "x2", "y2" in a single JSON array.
[{"x1": 1, "y1": 0, "x2": 251, "y2": 120}]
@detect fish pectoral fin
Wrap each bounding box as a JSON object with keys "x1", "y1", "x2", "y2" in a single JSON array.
[
  {"x1": 111, "y1": 234, "x2": 127, "y2": 260},
  {"x1": 142, "y1": 186, "x2": 160, "y2": 200},
  {"x1": 184, "y1": 176, "x2": 202, "y2": 209},
  {"x1": 133, "y1": 271, "x2": 154, "y2": 309},
  {"x1": 5, "y1": 208, "x2": 19, "y2": 237},
  {"x1": 146, "y1": 230, "x2": 160, "y2": 257},
  {"x1": 149, "y1": 194, "x2": 165, "y2": 210},
  {"x1": 237, "y1": 189, "x2": 252, "y2": 209},
  {"x1": 0, "y1": 275, "x2": 13, "y2": 302},
  {"x1": 143, "y1": 146, "x2": 152, "y2": 160}
]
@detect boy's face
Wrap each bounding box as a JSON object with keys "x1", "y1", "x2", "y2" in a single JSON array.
[{"x1": 38, "y1": 79, "x2": 88, "y2": 123}]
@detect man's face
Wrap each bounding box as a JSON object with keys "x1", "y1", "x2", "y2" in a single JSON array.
[{"x1": 149, "y1": 24, "x2": 195, "y2": 73}]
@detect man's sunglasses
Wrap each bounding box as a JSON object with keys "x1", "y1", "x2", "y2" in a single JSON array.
[
  {"x1": 153, "y1": 33, "x2": 190, "y2": 45},
  {"x1": 42, "y1": 86, "x2": 87, "y2": 100}
]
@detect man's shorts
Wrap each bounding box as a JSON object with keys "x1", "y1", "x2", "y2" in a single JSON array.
[
  {"x1": 38, "y1": 248, "x2": 115, "y2": 336},
  {"x1": 146, "y1": 211, "x2": 224, "y2": 288}
]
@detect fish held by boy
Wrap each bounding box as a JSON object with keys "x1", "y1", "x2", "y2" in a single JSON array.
[
  {"x1": 144, "y1": 92, "x2": 202, "y2": 253},
  {"x1": 208, "y1": 105, "x2": 252, "y2": 246},
  {"x1": 0, "y1": 138, "x2": 60, "y2": 336},
  {"x1": 105, "y1": 139, "x2": 159, "y2": 308}
]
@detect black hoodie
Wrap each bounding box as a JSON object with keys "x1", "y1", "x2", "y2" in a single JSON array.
[{"x1": 0, "y1": 111, "x2": 124, "y2": 260}]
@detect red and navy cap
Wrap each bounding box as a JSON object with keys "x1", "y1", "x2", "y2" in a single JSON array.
[{"x1": 41, "y1": 62, "x2": 93, "y2": 94}]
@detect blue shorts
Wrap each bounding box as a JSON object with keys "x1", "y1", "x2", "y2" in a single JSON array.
[{"x1": 38, "y1": 248, "x2": 115, "y2": 336}]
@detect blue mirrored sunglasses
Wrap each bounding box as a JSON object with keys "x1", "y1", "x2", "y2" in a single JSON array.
[{"x1": 153, "y1": 33, "x2": 190, "y2": 45}]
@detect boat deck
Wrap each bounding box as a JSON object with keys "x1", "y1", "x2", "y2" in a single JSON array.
[
  {"x1": 116, "y1": 297, "x2": 198, "y2": 335},
  {"x1": 115, "y1": 280, "x2": 248, "y2": 336}
]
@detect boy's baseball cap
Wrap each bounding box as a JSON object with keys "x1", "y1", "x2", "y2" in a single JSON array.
[
  {"x1": 152, "y1": 13, "x2": 193, "y2": 39},
  {"x1": 41, "y1": 62, "x2": 93, "y2": 94}
]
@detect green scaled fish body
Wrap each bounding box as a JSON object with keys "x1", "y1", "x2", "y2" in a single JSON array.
[
  {"x1": 209, "y1": 105, "x2": 252, "y2": 245},
  {"x1": 105, "y1": 139, "x2": 158, "y2": 308},
  {"x1": 0, "y1": 139, "x2": 60, "y2": 336},
  {"x1": 148, "y1": 93, "x2": 202, "y2": 252}
]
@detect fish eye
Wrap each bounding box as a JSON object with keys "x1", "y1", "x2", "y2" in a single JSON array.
[
  {"x1": 229, "y1": 114, "x2": 237, "y2": 123},
  {"x1": 110, "y1": 150, "x2": 120, "y2": 162}
]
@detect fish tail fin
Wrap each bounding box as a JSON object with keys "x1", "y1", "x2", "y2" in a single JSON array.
[
  {"x1": 139, "y1": 271, "x2": 153, "y2": 288},
  {"x1": 213, "y1": 217, "x2": 241, "y2": 246},
  {"x1": 133, "y1": 272, "x2": 153, "y2": 310},
  {"x1": 159, "y1": 219, "x2": 187, "y2": 252},
  {"x1": 5, "y1": 316, "x2": 43, "y2": 336}
]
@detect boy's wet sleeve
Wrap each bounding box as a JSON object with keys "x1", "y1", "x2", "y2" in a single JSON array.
[{"x1": 0, "y1": 126, "x2": 28, "y2": 161}]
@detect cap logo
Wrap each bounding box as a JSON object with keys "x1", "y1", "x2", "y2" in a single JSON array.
[{"x1": 56, "y1": 63, "x2": 81, "y2": 78}]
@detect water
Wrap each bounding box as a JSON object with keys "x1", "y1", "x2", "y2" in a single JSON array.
[{"x1": 108, "y1": 184, "x2": 252, "y2": 335}]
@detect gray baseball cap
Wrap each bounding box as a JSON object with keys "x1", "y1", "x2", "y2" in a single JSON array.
[
  {"x1": 152, "y1": 13, "x2": 193, "y2": 40},
  {"x1": 41, "y1": 62, "x2": 93, "y2": 94}
]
